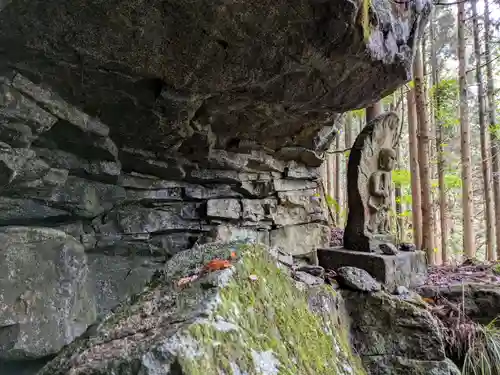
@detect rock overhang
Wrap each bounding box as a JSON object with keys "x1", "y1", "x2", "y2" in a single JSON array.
[{"x1": 0, "y1": 0, "x2": 430, "y2": 161}]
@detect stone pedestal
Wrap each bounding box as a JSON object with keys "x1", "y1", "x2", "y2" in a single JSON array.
[{"x1": 317, "y1": 247, "x2": 427, "y2": 291}]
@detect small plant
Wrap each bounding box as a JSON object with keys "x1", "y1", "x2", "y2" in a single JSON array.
[{"x1": 492, "y1": 263, "x2": 500, "y2": 276}]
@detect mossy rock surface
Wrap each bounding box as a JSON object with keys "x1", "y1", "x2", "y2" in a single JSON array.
[{"x1": 36, "y1": 241, "x2": 365, "y2": 375}]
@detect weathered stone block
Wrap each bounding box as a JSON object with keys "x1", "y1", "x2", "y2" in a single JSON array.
[
  {"x1": 273, "y1": 179, "x2": 317, "y2": 192},
  {"x1": 317, "y1": 247, "x2": 427, "y2": 291},
  {"x1": 203, "y1": 224, "x2": 270, "y2": 245},
  {"x1": 96, "y1": 203, "x2": 202, "y2": 234},
  {"x1": 241, "y1": 198, "x2": 276, "y2": 222},
  {"x1": 274, "y1": 189, "x2": 327, "y2": 226},
  {"x1": 0, "y1": 197, "x2": 70, "y2": 225},
  {"x1": 184, "y1": 184, "x2": 241, "y2": 199},
  {"x1": 342, "y1": 291, "x2": 446, "y2": 361},
  {"x1": 87, "y1": 253, "x2": 157, "y2": 315},
  {"x1": 206, "y1": 198, "x2": 241, "y2": 220},
  {"x1": 124, "y1": 187, "x2": 183, "y2": 202},
  {"x1": 238, "y1": 179, "x2": 275, "y2": 198},
  {"x1": 270, "y1": 223, "x2": 330, "y2": 256},
  {"x1": 0, "y1": 227, "x2": 96, "y2": 360},
  {"x1": 285, "y1": 161, "x2": 320, "y2": 180}
]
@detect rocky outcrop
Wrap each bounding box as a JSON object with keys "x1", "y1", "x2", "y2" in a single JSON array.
[
  {"x1": 0, "y1": 0, "x2": 431, "y2": 368},
  {"x1": 0, "y1": 71, "x2": 333, "y2": 367},
  {"x1": 343, "y1": 290, "x2": 461, "y2": 375},
  {"x1": 0, "y1": 0, "x2": 430, "y2": 158},
  {"x1": 36, "y1": 242, "x2": 366, "y2": 375}
]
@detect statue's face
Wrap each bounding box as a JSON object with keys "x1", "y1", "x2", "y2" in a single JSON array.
[{"x1": 379, "y1": 149, "x2": 396, "y2": 171}]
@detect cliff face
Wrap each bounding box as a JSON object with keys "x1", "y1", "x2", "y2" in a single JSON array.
[
  {"x1": 0, "y1": 0, "x2": 429, "y2": 155},
  {"x1": 0, "y1": 0, "x2": 430, "y2": 371}
]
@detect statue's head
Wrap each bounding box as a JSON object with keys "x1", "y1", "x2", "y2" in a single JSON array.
[{"x1": 378, "y1": 148, "x2": 396, "y2": 171}]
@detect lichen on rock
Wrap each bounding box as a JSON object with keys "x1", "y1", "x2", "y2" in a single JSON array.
[{"x1": 36, "y1": 241, "x2": 365, "y2": 375}]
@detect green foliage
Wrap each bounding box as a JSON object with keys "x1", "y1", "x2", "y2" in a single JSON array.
[
  {"x1": 392, "y1": 169, "x2": 412, "y2": 187},
  {"x1": 489, "y1": 123, "x2": 500, "y2": 140},
  {"x1": 326, "y1": 195, "x2": 340, "y2": 213},
  {"x1": 431, "y1": 78, "x2": 460, "y2": 130},
  {"x1": 327, "y1": 195, "x2": 347, "y2": 226},
  {"x1": 444, "y1": 173, "x2": 463, "y2": 189}
]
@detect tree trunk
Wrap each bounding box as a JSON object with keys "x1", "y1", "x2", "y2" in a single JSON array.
[
  {"x1": 472, "y1": 0, "x2": 495, "y2": 261},
  {"x1": 414, "y1": 45, "x2": 435, "y2": 263},
  {"x1": 458, "y1": 0, "x2": 476, "y2": 259},
  {"x1": 430, "y1": 10, "x2": 448, "y2": 264},
  {"x1": 335, "y1": 135, "x2": 341, "y2": 224},
  {"x1": 327, "y1": 150, "x2": 334, "y2": 199},
  {"x1": 407, "y1": 88, "x2": 423, "y2": 250},
  {"x1": 394, "y1": 90, "x2": 405, "y2": 242},
  {"x1": 484, "y1": 0, "x2": 500, "y2": 259},
  {"x1": 345, "y1": 114, "x2": 353, "y2": 214}
]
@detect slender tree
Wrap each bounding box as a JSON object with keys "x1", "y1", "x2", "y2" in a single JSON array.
[
  {"x1": 407, "y1": 87, "x2": 423, "y2": 250},
  {"x1": 345, "y1": 114, "x2": 353, "y2": 213},
  {"x1": 335, "y1": 135, "x2": 341, "y2": 224},
  {"x1": 472, "y1": 0, "x2": 495, "y2": 260},
  {"x1": 414, "y1": 44, "x2": 435, "y2": 262},
  {"x1": 431, "y1": 9, "x2": 448, "y2": 264},
  {"x1": 484, "y1": 0, "x2": 500, "y2": 259},
  {"x1": 458, "y1": 0, "x2": 476, "y2": 259},
  {"x1": 395, "y1": 90, "x2": 405, "y2": 243}
]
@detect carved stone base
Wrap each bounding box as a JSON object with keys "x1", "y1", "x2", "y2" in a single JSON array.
[
  {"x1": 343, "y1": 231, "x2": 396, "y2": 253},
  {"x1": 317, "y1": 247, "x2": 427, "y2": 292}
]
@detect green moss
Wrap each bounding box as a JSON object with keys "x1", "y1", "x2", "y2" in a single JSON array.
[{"x1": 178, "y1": 244, "x2": 366, "y2": 375}]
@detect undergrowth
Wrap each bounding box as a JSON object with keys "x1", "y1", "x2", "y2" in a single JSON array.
[
  {"x1": 462, "y1": 318, "x2": 500, "y2": 375},
  {"x1": 431, "y1": 297, "x2": 500, "y2": 375}
]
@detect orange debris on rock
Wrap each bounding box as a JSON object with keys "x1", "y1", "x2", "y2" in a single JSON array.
[{"x1": 202, "y1": 259, "x2": 233, "y2": 273}]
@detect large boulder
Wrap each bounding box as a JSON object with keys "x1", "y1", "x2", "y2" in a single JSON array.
[
  {"x1": 36, "y1": 242, "x2": 366, "y2": 375},
  {"x1": 342, "y1": 290, "x2": 460, "y2": 375},
  {"x1": 0, "y1": 227, "x2": 96, "y2": 360}
]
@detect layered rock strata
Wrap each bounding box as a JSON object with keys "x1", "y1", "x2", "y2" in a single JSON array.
[
  {"x1": 0, "y1": 0, "x2": 431, "y2": 368},
  {"x1": 0, "y1": 71, "x2": 330, "y2": 362}
]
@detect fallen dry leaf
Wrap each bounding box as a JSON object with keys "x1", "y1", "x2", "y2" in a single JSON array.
[
  {"x1": 176, "y1": 275, "x2": 199, "y2": 287},
  {"x1": 202, "y1": 259, "x2": 233, "y2": 273}
]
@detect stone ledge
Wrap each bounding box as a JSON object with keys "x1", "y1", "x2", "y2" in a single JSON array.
[{"x1": 317, "y1": 247, "x2": 427, "y2": 291}]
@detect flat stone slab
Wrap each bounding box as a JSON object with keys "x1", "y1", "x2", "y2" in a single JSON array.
[{"x1": 317, "y1": 247, "x2": 427, "y2": 292}]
